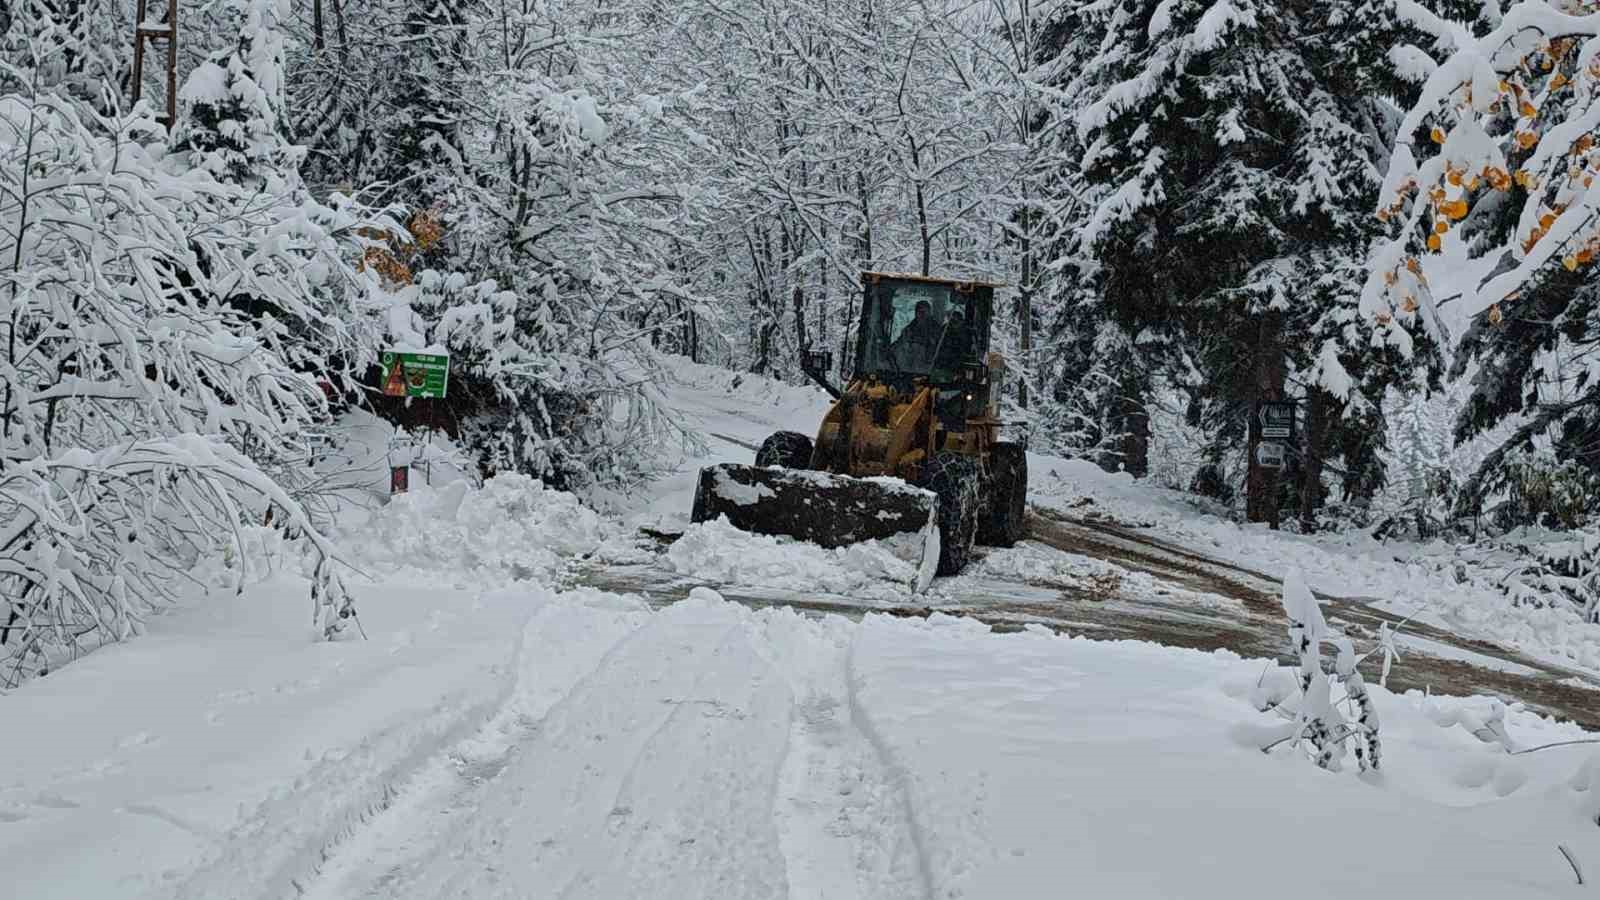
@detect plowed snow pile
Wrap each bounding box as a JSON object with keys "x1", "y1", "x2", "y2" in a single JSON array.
[
  {"x1": 665, "y1": 515, "x2": 925, "y2": 599},
  {"x1": 345, "y1": 473, "x2": 637, "y2": 583}
]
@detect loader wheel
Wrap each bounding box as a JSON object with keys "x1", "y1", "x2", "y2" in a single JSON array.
[
  {"x1": 755, "y1": 431, "x2": 814, "y2": 469},
  {"x1": 978, "y1": 442, "x2": 1028, "y2": 548},
  {"x1": 926, "y1": 452, "x2": 979, "y2": 576}
]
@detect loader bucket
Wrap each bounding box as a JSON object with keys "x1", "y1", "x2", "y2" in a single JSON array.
[{"x1": 689, "y1": 464, "x2": 940, "y2": 592}]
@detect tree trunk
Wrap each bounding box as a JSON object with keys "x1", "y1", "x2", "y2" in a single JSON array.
[
  {"x1": 331, "y1": 0, "x2": 349, "y2": 58},
  {"x1": 1116, "y1": 372, "x2": 1149, "y2": 478},
  {"x1": 1298, "y1": 387, "x2": 1332, "y2": 532},
  {"x1": 1018, "y1": 225, "x2": 1033, "y2": 409},
  {"x1": 1245, "y1": 312, "x2": 1286, "y2": 528}
]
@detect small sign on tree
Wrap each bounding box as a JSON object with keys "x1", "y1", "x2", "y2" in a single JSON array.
[
  {"x1": 379, "y1": 351, "x2": 450, "y2": 399},
  {"x1": 1256, "y1": 441, "x2": 1288, "y2": 469},
  {"x1": 1259, "y1": 401, "x2": 1297, "y2": 441}
]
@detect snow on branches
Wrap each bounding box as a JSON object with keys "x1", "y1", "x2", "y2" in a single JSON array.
[
  {"x1": 1369, "y1": 1, "x2": 1600, "y2": 328},
  {"x1": 0, "y1": 86, "x2": 375, "y2": 685},
  {"x1": 1265, "y1": 570, "x2": 1383, "y2": 772}
]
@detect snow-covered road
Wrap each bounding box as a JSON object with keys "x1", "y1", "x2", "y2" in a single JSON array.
[
  {"x1": 301, "y1": 593, "x2": 927, "y2": 900},
  {"x1": 6, "y1": 357, "x2": 1600, "y2": 898}
]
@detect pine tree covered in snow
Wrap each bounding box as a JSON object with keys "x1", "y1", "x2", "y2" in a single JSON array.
[
  {"x1": 1064, "y1": 0, "x2": 1447, "y2": 522},
  {"x1": 1027, "y1": 1, "x2": 1154, "y2": 474},
  {"x1": 173, "y1": 0, "x2": 295, "y2": 185}
]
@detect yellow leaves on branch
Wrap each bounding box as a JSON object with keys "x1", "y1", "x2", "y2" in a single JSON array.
[
  {"x1": 356, "y1": 208, "x2": 448, "y2": 289},
  {"x1": 1488, "y1": 303, "x2": 1504, "y2": 326},
  {"x1": 1377, "y1": 260, "x2": 1426, "y2": 324},
  {"x1": 1562, "y1": 235, "x2": 1600, "y2": 273},
  {"x1": 1523, "y1": 206, "x2": 1565, "y2": 255},
  {"x1": 1441, "y1": 199, "x2": 1470, "y2": 220}
]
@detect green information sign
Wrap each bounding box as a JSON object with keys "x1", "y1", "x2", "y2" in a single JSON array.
[{"x1": 380, "y1": 351, "x2": 449, "y2": 399}]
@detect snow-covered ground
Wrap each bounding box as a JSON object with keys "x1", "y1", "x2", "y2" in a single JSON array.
[{"x1": 5, "y1": 356, "x2": 1600, "y2": 898}]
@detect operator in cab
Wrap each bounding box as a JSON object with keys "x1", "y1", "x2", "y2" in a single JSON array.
[{"x1": 892, "y1": 299, "x2": 942, "y2": 370}]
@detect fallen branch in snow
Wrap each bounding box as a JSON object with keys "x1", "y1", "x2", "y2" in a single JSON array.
[
  {"x1": 1558, "y1": 844, "x2": 1584, "y2": 886},
  {"x1": 1509, "y1": 738, "x2": 1600, "y2": 756}
]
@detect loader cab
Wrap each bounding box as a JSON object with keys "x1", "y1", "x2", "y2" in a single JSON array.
[{"x1": 855, "y1": 274, "x2": 994, "y2": 387}]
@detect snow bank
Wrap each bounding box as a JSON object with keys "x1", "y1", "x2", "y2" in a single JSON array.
[
  {"x1": 345, "y1": 473, "x2": 627, "y2": 584},
  {"x1": 849, "y1": 613, "x2": 1600, "y2": 898},
  {"x1": 666, "y1": 515, "x2": 923, "y2": 599},
  {"x1": 0, "y1": 576, "x2": 568, "y2": 899},
  {"x1": 1028, "y1": 453, "x2": 1600, "y2": 677}
]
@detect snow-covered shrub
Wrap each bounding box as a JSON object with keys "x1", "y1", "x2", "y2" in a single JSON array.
[
  {"x1": 364, "y1": 260, "x2": 687, "y2": 495},
  {"x1": 1265, "y1": 571, "x2": 1381, "y2": 772},
  {"x1": 1496, "y1": 452, "x2": 1597, "y2": 531},
  {"x1": 1494, "y1": 532, "x2": 1600, "y2": 625},
  {"x1": 1373, "y1": 465, "x2": 1465, "y2": 541},
  {"x1": 0, "y1": 82, "x2": 377, "y2": 685}
]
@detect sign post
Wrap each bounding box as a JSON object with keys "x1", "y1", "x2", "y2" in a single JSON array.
[
  {"x1": 380, "y1": 351, "x2": 449, "y2": 495},
  {"x1": 1248, "y1": 400, "x2": 1298, "y2": 518}
]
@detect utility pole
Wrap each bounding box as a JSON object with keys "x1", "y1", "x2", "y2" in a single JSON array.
[{"x1": 130, "y1": 0, "x2": 178, "y2": 128}]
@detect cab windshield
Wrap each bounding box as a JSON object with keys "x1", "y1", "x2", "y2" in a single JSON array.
[{"x1": 857, "y1": 280, "x2": 984, "y2": 381}]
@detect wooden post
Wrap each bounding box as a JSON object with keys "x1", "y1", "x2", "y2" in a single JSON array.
[{"x1": 130, "y1": 0, "x2": 178, "y2": 128}]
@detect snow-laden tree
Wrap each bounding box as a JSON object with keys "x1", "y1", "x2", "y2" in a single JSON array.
[
  {"x1": 173, "y1": 0, "x2": 296, "y2": 185},
  {"x1": 1370, "y1": 0, "x2": 1600, "y2": 520},
  {"x1": 1024, "y1": 0, "x2": 1153, "y2": 472},
  {"x1": 284, "y1": 0, "x2": 705, "y2": 494},
  {"x1": 0, "y1": 32, "x2": 381, "y2": 684},
  {"x1": 1066, "y1": 0, "x2": 1442, "y2": 524},
  {"x1": 609, "y1": 0, "x2": 1014, "y2": 379}
]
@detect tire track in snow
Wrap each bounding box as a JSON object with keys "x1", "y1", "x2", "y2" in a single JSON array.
[
  {"x1": 299, "y1": 592, "x2": 652, "y2": 900},
  {"x1": 168, "y1": 598, "x2": 547, "y2": 900},
  {"x1": 389, "y1": 600, "x2": 793, "y2": 899},
  {"x1": 842, "y1": 625, "x2": 937, "y2": 900},
  {"x1": 760, "y1": 612, "x2": 931, "y2": 900}
]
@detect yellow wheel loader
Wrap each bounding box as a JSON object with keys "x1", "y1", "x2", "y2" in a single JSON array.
[{"x1": 690, "y1": 271, "x2": 1027, "y2": 581}]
